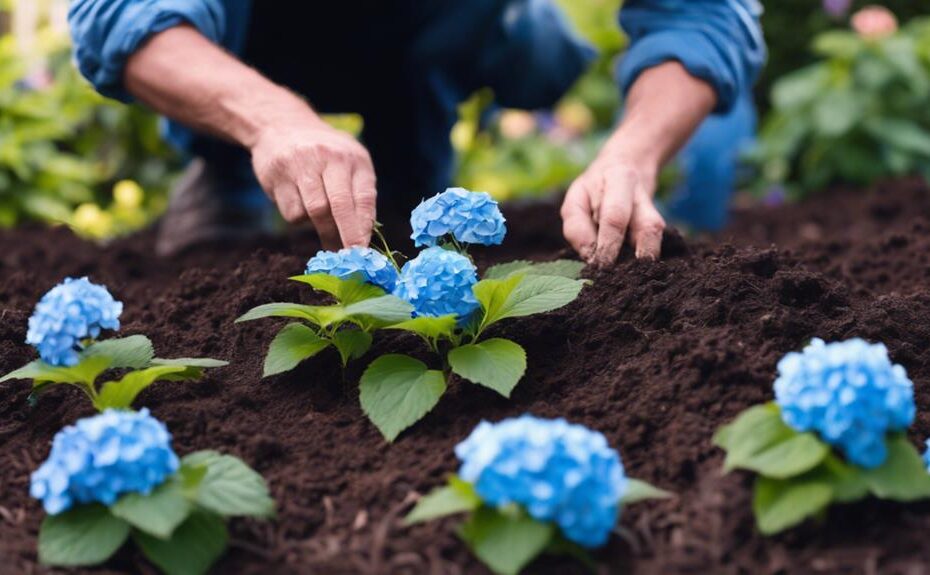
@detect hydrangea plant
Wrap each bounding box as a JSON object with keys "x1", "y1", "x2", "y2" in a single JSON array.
[
  {"x1": 238, "y1": 187, "x2": 589, "y2": 442},
  {"x1": 714, "y1": 338, "x2": 930, "y2": 535},
  {"x1": 31, "y1": 409, "x2": 274, "y2": 575},
  {"x1": 2, "y1": 277, "x2": 227, "y2": 411},
  {"x1": 404, "y1": 416, "x2": 671, "y2": 575}
]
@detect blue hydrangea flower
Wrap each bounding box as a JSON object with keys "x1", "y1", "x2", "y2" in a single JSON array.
[
  {"x1": 456, "y1": 415, "x2": 627, "y2": 548},
  {"x1": 410, "y1": 187, "x2": 506, "y2": 247},
  {"x1": 30, "y1": 409, "x2": 179, "y2": 515},
  {"x1": 774, "y1": 338, "x2": 915, "y2": 469},
  {"x1": 26, "y1": 277, "x2": 123, "y2": 367},
  {"x1": 306, "y1": 247, "x2": 398, "y2": 292},
  {"x1": 393, "y1": 247, "x2": 479, "y2": 320}
]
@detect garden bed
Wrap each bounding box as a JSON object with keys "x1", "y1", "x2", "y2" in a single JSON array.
[{"x1": 2, "y1": 179, "x2": 930, "y2": 574}]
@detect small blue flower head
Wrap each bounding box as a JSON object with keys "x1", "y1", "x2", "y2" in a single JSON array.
[
  {"x1": 26, "y1": 277, "x2": 123, "y2": 367},
  {"x1": 393, "y1": 247, "x2": 479, "y2": 320},
  {"x1": 410, "y1": 187, "x2": 507, "y2": 247},
  {"x1": 455, "y1": 415, "x2": 627, "y2": 548},
  {"x1": 30, "y1": 408, "x2": 179, "y2": 515},
  {"x1": 305, "y1": 247, "x2": 398, "y2": 292},
  {"x1": 775, "y1": 338, "x2": 915, "y2": 469}
]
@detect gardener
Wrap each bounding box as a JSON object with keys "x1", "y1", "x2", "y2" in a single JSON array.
[{"x1": 68, "y1": 0, "x2": 764, "y2": 263}]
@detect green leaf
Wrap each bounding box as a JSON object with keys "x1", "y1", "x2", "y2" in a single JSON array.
[
  {"x1": 263, "y1": 323, "x2": 331, "y2": 377},
  {"x1": 621, "y1": 478, "x2": 674, "y2": 505},
  {"x1": 234, "y1": 302, "x2": 338, "y2": 326},
  {"x1": 331, "y1": 329, "x2": 373, "y2": 366},
  {"x1": 82, "y1": 335, "x2": 155, "y2": 369},
  {"x1": 1, "y1": 355, "x2": 112, "y2": 386},
  {"x1": 405, "y1": 477, "x2": 481, "y2": 525},
  {"x1": 111, "y1": 480, "x2": 191, "y2": 539},
  {"x1": 738, "y1": 433, "x2": 830, "y2": 480},
  {"x1": 484, "y1": 259, "x2": 585, "y2": 280},
  {"x1": 718, "y1": 403, "x2": 815, "y2": 476},
  {"x1": 181, "y1": 451, "x2": 276, "y2": 518},
  {"x1": 148, "y1": 357, "x2": 229, "y2": 381},
  {"x1": 477, "y1": 275, "x2": 585, "y2": 329},
  {"x1": 861, "y1": 434, "x2": 930, "y2": 501},
  {"x1": 816, "y1": 455, "x2": 869, "y2": 503},
  {"x1": 133, "y1": 510, "x2": 228, "y2": 575},
  {"x1": 448, "y1": 338, "x2": 526, "y2": 398},
  {"x1": 38, "y1": 505, "x2": 130, "y2": 567},
  {"x1": 387, "y1": 315, "x2": 457, "y2": 341},
  {"x1": 343, "y1": 295, "x2": 415, "y2": 326},
  {"x1": 290, "y1": 273, "x2": 386, "y2": 304},
  {"x1": 460, "y1": 507, "x2": 555, "y2": 575},
  {"x1": 713, "y1": 403, "x2": 779, "y2": 450},
  {"x1": 359, "y1": 354, "x2": 447, "y2": 442},
  {"x1": 753, "y1": 476, "x2": 833, "y2": 535},
  {"x1": 94, "y1": 365, "x2": 189, "y2": 410}
]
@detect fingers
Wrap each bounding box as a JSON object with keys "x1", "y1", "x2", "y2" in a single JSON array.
[
  {"x1": 351, "y1": 163, "x2": 377, "y2": 246},
  {"x1": 297, "y1": 173, "x2": 341, "y2": 249},
  {"x1": 631, "y1": 193, "x2": 665, "y2": 260},
  {"x1": 560, "y1": 180, "x2": 598, "y2": 262},
  {"x1": 272, "y1": 182, "x2": 305, "y2": 224},
  {"x1": 321, "y1": 163, "x2": 366, "y2": 247},
  {"x1": 592, "y1": 167, "x2": 634, "y2": 266}
]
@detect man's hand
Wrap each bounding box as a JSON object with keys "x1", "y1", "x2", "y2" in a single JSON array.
[
  {"x1": 561, "y1": 147, "x2": 665, "y2": 265},
  {"x1": 561, "y1": 62, "x2": 717, "y2": 266},
  {"x1": 250, "y1": 119, "x2": 376, "y2": 249}
]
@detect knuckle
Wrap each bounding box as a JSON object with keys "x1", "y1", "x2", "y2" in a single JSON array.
[{"x1": 600, "y1": 210, "x2": 630, "y2": 231}]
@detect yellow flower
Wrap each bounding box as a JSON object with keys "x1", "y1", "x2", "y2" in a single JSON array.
[
  {"x1": 113, "y1": 180, "x2": 144, "y2": 209},
  {"x1": 72, "y1": 203, "x2": 114, "y2": 239}
]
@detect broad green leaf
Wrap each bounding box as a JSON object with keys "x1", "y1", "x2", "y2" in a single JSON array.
[
  {"x1": 719, "y1": 403, "x2": 799, "y2": 474},
  {"x1": 343, "y1": 295, "x2": 415, "y2": 326},
  {"x1": 1, "y1": 355, "x2": 112, "y2": 386},
  {"x1": 133, "y1": 510, "x2": 228, "y2": 575},
  {"x1": 94, "y1": 365, "x2": 188, "y2": 410},
  {"x1": 234, "y1": 302, "x2": 340, "y2": 326},
  {"x1": 178, "y1": 463, "x2": 209, "y2": 498},
  {"x1": 149, "y1": 357, "x2": 229, "y2": 381},
  {"x1": 111, "y1": 480, "x2": 191, "y2": 539},
  {"x1": 448, "y1": 338, "x2": 526, "y2": 398},
  {"x1": 405, "y1": 477, "x2": 481, "y2": 525},
  {"x1": 477, "y1": 275, "x2": 585, "y2": 329},
  {"x1": 181, "y1": 451, "x2": 276, "y2": 518},
  {"x1": 387, "y1": 315, "x2": 457, "y2": 341},
  {"x1": 861, "y1": 434, "x2": 930, "y2": 501},
  {"x1": 621, "y1": 478, "x2": 674, "y2": 505},
  {"x1": 39, "y1": 505, "x2": 130, "y2": 566},
  {"x1": 82, "y1": 335, "x2": 154, "y2": 369},
  {"x1": 359, "y1": 354, "x2": 447, "y2": 442},
  {"x1": 753, "y1": 476, "x2": 832, "y2": 535},
  {"x1": 289, "y1": 273, "x2": 386, "y2": 304},
  {"x1": 713, "y1": 403, "x2": 779, "y2": 450},
  {"x1": 816, "y1": 455, "x2": 869, "y2": 503},
  {"x1": 738, "y1": 433, "x2": 830, "y2": 480},
  {"x1": 460, "y1": 507, "x2": 555, "y2": 575},
  {"x1": 332, "y1": 329, "x2": 373, "y2": 366},
  {"x1": 484, "y1": 259, "x2": 585, "y2": 280},
  {"x1": 263, "y1": 323, "x2": 331, "y2": 377}
]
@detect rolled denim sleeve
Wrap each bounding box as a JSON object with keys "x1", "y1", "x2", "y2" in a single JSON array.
[
  {"x1": 617, "y1": 0, "x2": 765, "y2": 114},
  {"x1": 68, "y1": 0, "x2": 228, "y2": 101}
]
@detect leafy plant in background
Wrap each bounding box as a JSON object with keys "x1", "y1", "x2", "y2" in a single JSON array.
[
  {"x1": 1, "y1": 277, "x2": 227, "y2": 410},
  {"x1": 238, "y1": 188, "x2": 587, "y2": 442},
  {"x1": 0, "y1": 4, "x2": 178, "y2": 237},
  {"x1": 714, "y1": 338, "x2": 930, "y2": 535},
  {"x1": 405, "y1": 415, "x2": 671, "y2": 575},
  {"x1": 30, "y1": 409, "x2": 274, "y2": 575},
  {"x1": 750, "y1": 15, "x2": 930, "y2": 196}
]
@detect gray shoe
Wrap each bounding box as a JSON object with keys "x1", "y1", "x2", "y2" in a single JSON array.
[{"x1": 155, "y1": 159, "x2": 279, "y2": 257}]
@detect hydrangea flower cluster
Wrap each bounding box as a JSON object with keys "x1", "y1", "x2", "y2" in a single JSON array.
[
  {"x1": 410, "y1": 188, "x2": 507, "y2": 247},
  {"x1": 30, "y1": 409, "x2": 179, "y2": 515},
  {"x1": 455, "y1": 415, "x2": 627, "y2": 548},
  {"x1": 775, "y1": 338, "x2": 915, "y2": 468},
  {"x1": 305, "y1": 247, "x2": 399, "y2": 292},
  {"x1": 26, "y1": 277, "x2": 123, "y2": 367},
  {"x1": 393, "y1": 247, "x2": 479, "y2": 319}
]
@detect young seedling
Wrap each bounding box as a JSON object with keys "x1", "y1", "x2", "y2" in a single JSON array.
[
  {"x1": 714, "y1": 338, "x2": 930, "y2": 535},
  {"x1": 235, "y1": 247, "x2": 415, "y2": 376},
  {"x1": 404, "y1": 415, "x2": 671, "y2": 575},
  {"x1": 30, "y1": 409, "x2": 274, "y2": 575},
  {"x1": 1, "y1": 277, "x2": 227, "y2": 411}
]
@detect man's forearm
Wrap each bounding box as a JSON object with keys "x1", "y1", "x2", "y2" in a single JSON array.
[
  {"x1": 124, "y1": 25, "x2": 320, "y2": 148},
  {"x1": 603, "y1": 61, "x2": 717, "y2": 172}
]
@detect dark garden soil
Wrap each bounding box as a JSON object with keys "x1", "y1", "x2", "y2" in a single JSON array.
[{"x1": 2, "y1": 179, "x2": 930, "y2": 574}]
